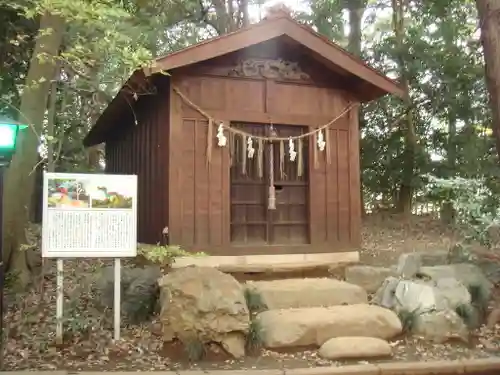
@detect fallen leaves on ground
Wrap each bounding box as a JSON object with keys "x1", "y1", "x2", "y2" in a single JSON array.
[{"x1": 3, "y1": 213, "x2": 500, "y2": 371}]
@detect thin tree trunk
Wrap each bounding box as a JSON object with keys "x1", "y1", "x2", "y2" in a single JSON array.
[
  {"x1": 346, "y1": 0, "x2": 367, "y2": 216},
  {"x1": 476, "y1": 0, "x2": 500, "y2": 158},
  {"x1": 3, "y1": 12, "x2": 64, "y2": 288},
  {"x1": 391, "y1": 0, "x2": 417, "y2": 216}
]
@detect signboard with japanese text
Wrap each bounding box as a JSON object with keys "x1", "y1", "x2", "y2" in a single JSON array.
[{"x1": 42, "y1": 172, "x2": 138, "y2": 258}]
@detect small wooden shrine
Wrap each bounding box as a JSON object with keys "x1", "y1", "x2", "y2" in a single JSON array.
[{"x1": 83, "y1": 9, "x2": 403, "y2": 255}]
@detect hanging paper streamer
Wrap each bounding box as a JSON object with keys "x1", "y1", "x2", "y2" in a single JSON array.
[
  {"x1": 279, "y1": 140, "x2": 285, "y2": 179},
  {"x1": 247, "y1": 136, "x2": 255, "y2": 159},
  {"x1": 288, "y1": 137, "x2": 297, "y2": 161},
  {"x1": 216, "y1": 123, "x2": 227, "y2": 147},
  {"x1": 317, "y1": 129, "x2": 326, "y2": 151}
]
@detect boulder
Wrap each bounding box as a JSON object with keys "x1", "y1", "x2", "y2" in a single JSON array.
[
  {"x1": 345, "y1": 266, "x2": 396, "y2": 293},
  {"x1": 372, "y1": 276, "x2": 470, "y2": 315},
  {"x1": 396, "y1": 253, "x2": 421, "y2": 278},
  {"x1": 256, "y1": 305, "x2": 402, "y2": 349},
  {"x1": 420, "y1": 263, "x2": 492, "y2": 298},
  {"x1": 96, "y1": 265, "x2": 161, "y2": 323},
  {"x1": 246, "y1": 278, "x2": 367, "y2": 309},
  {"x1": 413, "y1": 310, "x2": 469, "y2": 343},
  {"x1": 319, "y1": 337, "x2": 392, "y2": 360},
  {"x1": 158, "y1": 266, "x2": 250, "y2": 358},
  {"x1": 419, "y1": 250, "x2": 450, "y2": 266}
]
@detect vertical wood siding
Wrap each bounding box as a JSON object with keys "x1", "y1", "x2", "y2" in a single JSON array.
[
  {"x1": 105, "y1": 78, "x2": 170, "y2": 244},
  {"x1": 168, "y1": 69, "x2": 361, "y2": 253}
]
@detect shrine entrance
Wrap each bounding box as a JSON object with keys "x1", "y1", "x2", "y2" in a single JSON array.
[{"x1": 230, "y1": 123, "x2": 309, "y2": 245}]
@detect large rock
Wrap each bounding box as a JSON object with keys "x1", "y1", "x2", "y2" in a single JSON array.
[
  {"x1": 246, "y1": 278, "x2": 367, "y2": 309},
  {"x1": 158, "y1": 266, "x2": 250, "y2": 358},
  {"x1": 419, "y1": 250, "x2": 450, "y2": 266},
  {"x1": 396, "y1": 253, "x2": 422, "y2": 278},
  {"x1": 256, "y1": 305, "x2": 402, "y2": 349},
  {"x1": 413, "y1": 310, "x2": 469, "y2": 343},
  {"x1": 96, "y1": 265, "x2": 162, "y2": 323},
  {"x1": 373, "y1": 276, "x2": 471, "y2": 315},
  {"x1": 319, "y1": 337, "x2": 392, "y2": 360},
  {"x1": 345, "y1": 266, "x2": 396, "y2": 293},
  {"x1": 420, "y1": 263, "x2": 492, "y2": 298}
]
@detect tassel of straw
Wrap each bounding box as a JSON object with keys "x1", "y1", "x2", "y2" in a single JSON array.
[
  {"x1": 241, "y1": 134, "x2": 247, "y2": 175},
  {"x1": 257, "y1": 139, "x2": 264, "y2": 178},
  {"x1": 297, "y1": 137, "x2": 304, "y2": 177},
  {"x1": 325, "y1": 128, "x2": 332, "y2": 165},
  {"x1": 206, "y1": 118, "x2": 213, "y2": 166},
  {"x1": 279, "y1": 140, "x2": 285, "y2": 179}
]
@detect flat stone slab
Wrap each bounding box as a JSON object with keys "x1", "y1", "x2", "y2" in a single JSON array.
[
  {"x1": 256, "y1": 304, "x2": 402, "y2": 349},
  {"x1": 246, "y1": 278, "x2": 368, "y2": 309},
  {"x1": 319, "y1": 336, "x2": 392, "y2": 360}
]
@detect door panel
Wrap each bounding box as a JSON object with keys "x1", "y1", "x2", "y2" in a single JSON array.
[{"x1": 230, "y1": 122, "x2": 309, "y2": 245}]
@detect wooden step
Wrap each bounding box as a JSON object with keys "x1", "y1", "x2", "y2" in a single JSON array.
[{"x1": 171, "y1": 252, "x2": 359, "y2": 273}]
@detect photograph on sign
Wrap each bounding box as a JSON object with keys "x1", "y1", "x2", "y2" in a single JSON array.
[{"x1": 42, "y1": 172, "x2": 138, "y2": 258}]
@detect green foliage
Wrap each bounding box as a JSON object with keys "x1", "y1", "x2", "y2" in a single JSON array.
[
  {"x1": 467, "y1": 283, "x2": 490, "y2": 316},
  {"x1": 183, "y1": 337, "x2": 206, "y2": 361},
  {"x1": 426, "y1": 174, "x2": 500, "y2": 247},
  {"x1": 137, "y1": 243, "x2": 206, "y2": 265},
  {"x1": 397, "y1": 309, "x2": 418, "y2": 334},
  {"x1": 455, "y1": 303, "x2": 479, "y2": 329},
  {"x1": 244, "y1": 288, "x2": 267, "y2": 313},
  {"x1": 245, "y1": 318, "x2": 264, "y2": 352}
]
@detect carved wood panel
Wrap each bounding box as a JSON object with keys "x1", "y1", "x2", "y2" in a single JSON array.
[{"x1": 210, "y1": 58, "x2": 312, "y2": 81}]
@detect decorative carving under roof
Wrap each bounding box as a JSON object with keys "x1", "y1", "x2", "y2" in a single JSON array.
[{"x1": 222, "y1": 58, "x2": 311, "y2": 81}]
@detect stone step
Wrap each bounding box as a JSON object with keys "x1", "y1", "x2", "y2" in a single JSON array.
[
  {"x1": 245, "y1": 278, "x2": 367, "y2": 309},
  {"x1": 256, "y1": 304, "x2": 402, "y2": 349}
]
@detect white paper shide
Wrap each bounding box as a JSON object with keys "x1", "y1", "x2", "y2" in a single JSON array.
[{"x1": 42, "y1": 172, "x2": 138, "y2": 258}]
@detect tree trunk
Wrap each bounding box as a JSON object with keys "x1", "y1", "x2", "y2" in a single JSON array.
[
  {"x1": 3, "y1": 12, "x2": 64, "y2": 288},
  {"x1": 476, "y1": 0, "x2": 500, "y2": 158},
  {"x1": 391, "y1": 0, "x2": 417, "y2": 216},
  {"x1": 345, "y1": 0, "x2": 367, "y2": 217}
]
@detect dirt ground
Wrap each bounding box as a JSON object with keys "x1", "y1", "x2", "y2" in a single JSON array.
[{"x1": 4, "y1": 213, "x2": 500, "y2": 371}]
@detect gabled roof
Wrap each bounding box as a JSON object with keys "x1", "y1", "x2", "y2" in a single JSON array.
[
  {"x1": 84, "y1": 11, "x2": 404, "y2": 147},
  {"x1": 146, "y1": 12, "x2": 404, "y2": 97}
]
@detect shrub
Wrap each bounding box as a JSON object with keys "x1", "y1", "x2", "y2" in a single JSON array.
[
  {"x1": 245, "y1": 318, "x2": 264, "y2": 352},
  {"x1": 244, "y1": 288, "x2": 267, "y2": 313},
  {"x1": 137, "y1": 243, "x2": 206, "y2": 265},
  {"x1": 397, "y1": 309, "x2": 418, "y2": 334}
]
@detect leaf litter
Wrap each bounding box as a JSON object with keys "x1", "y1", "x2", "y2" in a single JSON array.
[{"x1": 4, "y1": 213, "x2": 500, "y2": 371}]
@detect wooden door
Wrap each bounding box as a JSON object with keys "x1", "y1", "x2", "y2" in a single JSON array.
[{"x1": 230, "y1": 123, "x2": 309, "y2": 245}]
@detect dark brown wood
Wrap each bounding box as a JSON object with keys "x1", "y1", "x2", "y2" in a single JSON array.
[
  {"x1": 104, "y1": 75, "x2": 170, "y2": 244},
  {"x1": 147, "y1": 14, "x2": 404, "y2": 99},
  {"x1": 83, "y1": 15, "x2": 400, "y2": 254}
]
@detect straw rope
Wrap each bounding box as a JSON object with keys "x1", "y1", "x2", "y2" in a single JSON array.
[{"x1": 172, "y1": 85, "x2": 358, "y2": 142}]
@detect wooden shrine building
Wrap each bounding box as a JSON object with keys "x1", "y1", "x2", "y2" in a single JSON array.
[{"x1": 83, "y1": 10, "x2": 404, "y2": 256}]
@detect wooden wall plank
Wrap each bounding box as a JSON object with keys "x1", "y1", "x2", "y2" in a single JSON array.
[
  {"x1": 349, "y1": 107, "x2": 361, "y2": 246},
  {"x1": 168, "y1": 80, "x2": 184, "y2": 245},
  {"x1": 194, "y1": 119, "x2": 210, "y2": 245},
  {"x1": 326, "y1": 129, "x2": 339, "y2": 243},
  {"x1": 337, "y1": 129, "x2": 350, "y2": 243},
  {"x1": 309, "y1": 132, "x2": 327, "y2": 245},
  {"x1": 181, "y1": 119, "x2": 196, "y2": 245},
  {"x1": 209, "y1": 137, "x2": 224, "y2": 246}
]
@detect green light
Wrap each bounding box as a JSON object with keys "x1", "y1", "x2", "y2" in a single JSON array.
[
  {"x1": 0, "y1": 124, "x2": 19, "y2": 150},
  {"x1": 0, "y1": 116, "x2": 27, "y2": 163}
]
